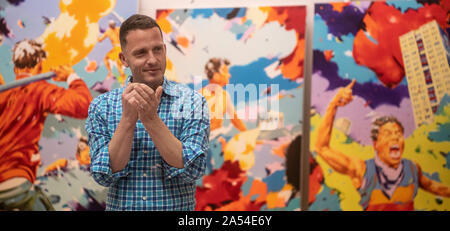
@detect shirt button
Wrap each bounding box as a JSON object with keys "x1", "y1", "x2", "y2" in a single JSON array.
[
  {"x1": 143, "y1": 173, "x2": 147, "y2": 177},
  {"x1": 144, "y1": 150, "x2": 149, "y2": 154},
  {"x1": 142, "y1": 196, "x2": 147, "y2": 201}
]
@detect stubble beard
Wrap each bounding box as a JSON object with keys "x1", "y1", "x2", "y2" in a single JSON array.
[{"x1": 133, "y1": 65, "x2": 165, "y2": 91}]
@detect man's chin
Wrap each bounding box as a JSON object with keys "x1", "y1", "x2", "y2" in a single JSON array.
[
  {"x1": 386, "y1": 158, "x2": 402, "y2": 168},
  {"x1": 136, "y1": 72, "x2": 162, "y2": 81},
  {"x1": 143, "y1": 75, "x2": 163, "y2": 89}
]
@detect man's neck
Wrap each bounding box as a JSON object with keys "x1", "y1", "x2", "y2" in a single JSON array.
[{"x1": 15, "y1": 66, "x2": 40, "y2": 80}]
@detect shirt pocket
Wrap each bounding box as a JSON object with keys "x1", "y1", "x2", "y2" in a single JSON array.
[{"x1": 131, "y1": 125, "x2": 155, "y2": 162}]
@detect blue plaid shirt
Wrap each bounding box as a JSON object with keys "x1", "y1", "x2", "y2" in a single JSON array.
[{"x1": 86, "y1": 76, "x2": 209, "y2": 211}]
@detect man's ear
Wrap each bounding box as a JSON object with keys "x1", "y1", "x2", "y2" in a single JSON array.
[{"x1": 119, "y1": 52, "x2": 128, "y2": 68}]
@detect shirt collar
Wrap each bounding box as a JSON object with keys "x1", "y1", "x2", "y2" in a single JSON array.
[{"x1": 125, "y1": 75, "x2": 179, "y2": 97}]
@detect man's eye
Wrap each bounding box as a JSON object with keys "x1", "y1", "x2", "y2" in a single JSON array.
[{"x1": 135, "y1": 52, "x2": 145, "y2": 57}]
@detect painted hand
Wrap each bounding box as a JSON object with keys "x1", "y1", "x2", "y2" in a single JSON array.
[
  {"x1": 334, "y1": 79, "x2": 356, "y2": 107},
  {"x1": 51, "y1": 65, "x2": 73, "y2": 82}
]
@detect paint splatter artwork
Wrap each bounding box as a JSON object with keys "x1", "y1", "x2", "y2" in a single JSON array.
[
  {"x1": 0, "y1": 0, "x2": 136, "y2": 210},
  {"x1": 156, "y1": 6, "x2": 307, "y2": 211}
]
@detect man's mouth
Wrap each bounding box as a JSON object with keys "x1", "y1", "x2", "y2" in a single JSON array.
[
  {"x1": 143, "y1": 66, "x2": 160, "y2": 72},
  {"x1": 389, "y1": 144, "x2": 401, "y2": 159}
]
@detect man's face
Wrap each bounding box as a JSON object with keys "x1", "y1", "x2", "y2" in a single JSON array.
[
  {"x1": 212, "y1": 64, "x2": 231, "y2": 86},
  {"x1": 119, "y1": 27, "x2": 166, "y2": 89},
  {"x1": 374, "y1": 122, "x2": 405, "y2": 168}
]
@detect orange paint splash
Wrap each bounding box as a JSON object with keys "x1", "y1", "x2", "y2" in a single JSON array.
[
  {"x1": 40, "y1": 0, "x2": 115, "y2": 72},
  {"x1": 324, "y1": 50, "x2": 334, "y2": 62},
  {"x1": 176, "y1": 36, "x2": 189, "y2": 48},
  {"x1": 331, "y1": 3, "x2": 351, "y2": 13}
]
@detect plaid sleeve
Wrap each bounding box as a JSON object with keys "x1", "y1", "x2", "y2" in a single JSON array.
[
  {"x1": 162, "y1": 94, "x2": 210, "y2": 183},
  {"x1": 85, "y1": 95, "x2": 132, "y2": 187}
]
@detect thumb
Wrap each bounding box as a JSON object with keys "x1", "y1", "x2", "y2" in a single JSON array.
[{"x1": 155, "y1": 86, "x2": 163, "y2": 101}]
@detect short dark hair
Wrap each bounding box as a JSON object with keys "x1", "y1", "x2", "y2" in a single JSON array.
[
  {"x1": 370, "y1": 116, "x2": 404, "y2": 141},
  {"x1": 119, "y1": 14, "x2": 163, "y2": 49},
  {"x1": 204, "y1": 57, "x2": 230, "y2": 79}
]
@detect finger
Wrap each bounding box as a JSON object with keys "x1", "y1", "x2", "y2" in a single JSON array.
[
  {"x1": 124, "y1": 83, "x2": 135, "y2": 94},
  {"x1": 142, "y1": 85, "x2": 157, "y2": 103},
  {"x1": 131, "y1": 90, "x2": 148, "y2": 107},
  {"x1": 343, "y1": 88, "x2": 352, "y2": 96},
  {"x1": 155, "y1": 86, "x2": 163, "y2": 101},
  {"x1": 137, "y1": 83, "x2": 155, "y2": 100},
  {"x1": 124, "y1": 94, "x2": 138, "y2": 107},
  {"x1": 126, "y1": 96, "x2": 139, "y2": 109},
  {"x1": 346, "y1": 79, "x2": 356, "y2": 90},
  {"x1": 126, "y1": 96, "x2": 143, "y2": 112}
]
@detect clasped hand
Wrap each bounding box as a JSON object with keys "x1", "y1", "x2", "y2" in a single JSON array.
[{"x1": 121, "y1": 83, "x2": 163, "y2": 123}]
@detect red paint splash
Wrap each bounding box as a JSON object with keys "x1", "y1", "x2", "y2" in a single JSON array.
[
  {"x1": 353, "y1": 2, "x2": 448, "y2": 88},
  {"x1": 195, "y1": 160, "x2": 247, "y2": 210},
  {"x1": 309, "y1": 156, "x2": 324, "y2": 204},
  {"x1": 264, "y1": 6, "x2": 306, "y2": 81}
]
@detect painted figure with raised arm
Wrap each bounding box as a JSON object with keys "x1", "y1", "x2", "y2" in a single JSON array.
[{"x1": 315, "y1": 80, "x2": 450, "y2": 211}]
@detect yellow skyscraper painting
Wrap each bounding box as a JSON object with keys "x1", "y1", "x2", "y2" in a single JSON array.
[{"x1": 400, "y1": 20, "x2": 450, "y2": 127}]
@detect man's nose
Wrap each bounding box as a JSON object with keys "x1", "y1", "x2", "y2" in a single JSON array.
[{"x1": 145, "y1": 52, "x2": 157, "y2": 65}]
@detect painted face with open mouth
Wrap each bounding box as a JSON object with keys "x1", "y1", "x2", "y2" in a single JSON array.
[{"x1": 374, "y1": 122, "x2": 405, "y2": 168}]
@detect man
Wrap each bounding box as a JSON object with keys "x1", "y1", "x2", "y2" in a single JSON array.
[
  {"x1": 315, "y1": 79, "x2": 450, "y2": 211},
  {"x1": 0, "y1": 39, "x2": 92, "y2": 210},
  {"x1": 98, "y1": 20, "x2": 126, "y2": 84},
  {"x1": 86, "y1": 14, "x2": 210, "y2": 211}
]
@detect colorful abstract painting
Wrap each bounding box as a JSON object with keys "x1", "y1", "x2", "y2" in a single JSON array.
[
  {"x1": 0, "y1": 0, "x2": 136, "y2": 210},
  {"x1": 310, "y1": 0, "x2": 450, "y2": 211},
  {"x1": 156, "y1": 6, "x2": 306, "y2": 211}
]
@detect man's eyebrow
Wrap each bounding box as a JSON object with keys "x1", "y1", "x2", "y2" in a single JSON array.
[{"x1": 132, "y1": 48, "x2": 147, "y2": 55}]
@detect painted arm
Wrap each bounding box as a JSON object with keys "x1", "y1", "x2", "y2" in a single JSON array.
[
  {"x1": 43, "y1": 65, "x2": 92, "y2": 119},
  {"x1": 417, "y1": 163, "x2": 450, "y2": 197},
  {"x1": 98, "y1": 29, "x2": 108, "y2": 42},
  {"x1": 314, "y1": 80, "x2": 365, "y2": 188}
]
